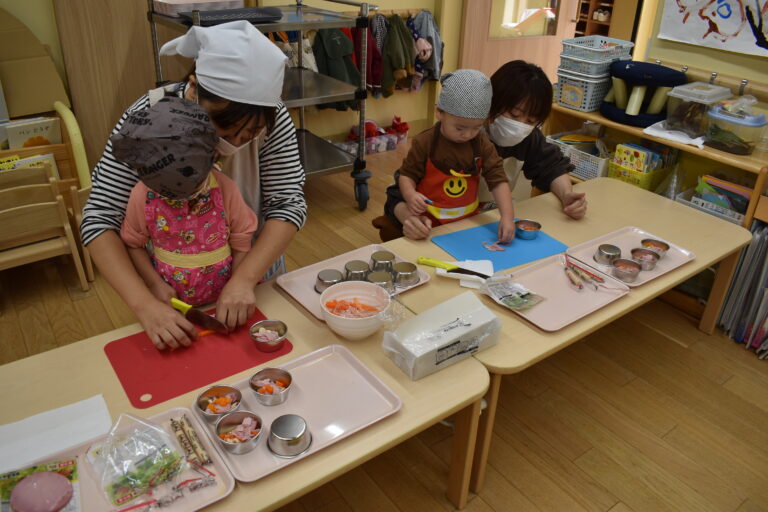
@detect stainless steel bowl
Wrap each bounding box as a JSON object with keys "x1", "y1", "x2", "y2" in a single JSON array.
[
  {"x1": 215, "y1": 410, "x2": 262, "y2": 455},
  {"x1": 344, "y1": 260, "x2": 370, "y2": 281},
  {"x1": 315, "y1": 269, "x2": 344, "y2": 293},
  {"x1": 268, "y1": 414, "x2": 312, "y2": 458},
  {"x1": 195, "y1": 385, "x2": 242, "y2": 423},
  {"x1": 250, "y1": 367, "x2": 292, "y2": 406},
  {"x1": 366, "y1": 270, "x2": 394, "y2": 293},
  {"x1": 249, "y1": 319, "x2": 287, "y2": 352},
  {"x1": 392, "y1": 261, "x2": 419, "y2": 287},
  {"x1": 612, "y1": 258, "x2": 642, "y2": 283},
  {"x1": 631, "y1": 248, "x2": 659, "y2": 271},
  {"x1": 515, "y1": 219, "x2": 541, "y2": 240},
  {"x1": 594, "y1": 244, "x2": 621, "y2": 265},
  {"x1": 640, "y1": 238, "x2": 670, "y2": 259},
  {"x1": 370, "y1": 250, "x2": 395, "y2": 273}
]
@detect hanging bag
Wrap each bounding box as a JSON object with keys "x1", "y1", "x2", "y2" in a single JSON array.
[{"x1": 268, "y1": 32, "x2": 318, "y2": 72}]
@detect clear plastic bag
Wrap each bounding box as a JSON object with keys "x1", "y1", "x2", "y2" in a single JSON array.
[
  {"x1": 479, "y1": 275, "x2": 544, "y2": 311},
  {"x1": 87, "y1": 414, "x2": 186, "y2": 507}
]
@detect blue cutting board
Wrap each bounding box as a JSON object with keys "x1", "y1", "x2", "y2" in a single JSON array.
[{"x1": 431, "y1": 221, "x2": 568, "y2": 271}]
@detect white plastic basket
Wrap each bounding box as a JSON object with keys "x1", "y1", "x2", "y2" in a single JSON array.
[
  {"x1": 556, "y1": 68, "x2": 611, "y2": 112},
  {"x1": 153, "y1": 0, "x2": 242, "y2": 16},
  {"x1": 561, "y1": 36, "x2": 634, "y2": 60},
  {"x1": 546, "y1": 132, "x2": 609, "y2": 181},
  {"x1": 559, "y1": 53, "x2": 629, "y2": 76}
]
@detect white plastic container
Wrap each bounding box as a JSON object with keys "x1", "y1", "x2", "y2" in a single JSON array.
[
  {"x1": 705, "y1": 105, "x2": 767, "y2": 155},
  {"x1": 666, "y1": 82, "x2": 732, "y2": 138}
]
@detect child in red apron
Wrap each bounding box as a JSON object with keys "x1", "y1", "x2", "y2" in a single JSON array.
[
  {"x1": 380, "y1": 69, "x2": 515, "y2": 241},
  {"x1": 113, "y1": 97, "x2": 258, "y2": 306}
]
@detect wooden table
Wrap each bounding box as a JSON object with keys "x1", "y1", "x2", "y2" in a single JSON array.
[
  {"x1": 0, "y1": 280, "x2": 489, "y2": 510},
  {"x1": 385, "y1": 177, "x2": 753, "y2": 494}
]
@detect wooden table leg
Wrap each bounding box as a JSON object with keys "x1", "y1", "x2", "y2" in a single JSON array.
[
  {"x1": 469, "y1": 372, "x2": 502, "y2": 493},
  {"x1": 446, "y1": 398, "x2": 482, "y2": 509},
  {"x1": 699, "y1": 251, "x2": 740, "y2": 334}
]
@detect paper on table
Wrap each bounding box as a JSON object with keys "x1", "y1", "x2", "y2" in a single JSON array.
[
  {"x1": 436, "y1": 260, "x2": 495, "y2": 289},
  {"x1": 0, "y1": 395, "x2": 111, "y2": 473}
]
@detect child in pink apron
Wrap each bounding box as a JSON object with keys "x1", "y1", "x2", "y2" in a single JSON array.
[{"x1": 113, "y1": 97, "x2": 258, "y2": 306}]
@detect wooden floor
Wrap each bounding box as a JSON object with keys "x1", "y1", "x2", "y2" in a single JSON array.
[{"x1": 2, "y1": 146, "x2": 767, "y2": 511}]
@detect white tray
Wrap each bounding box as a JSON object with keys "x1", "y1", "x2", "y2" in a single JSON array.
[
  {"x1": 566, "y1": 226, "x2": 695, "y2": 287},
  {"x1": 3, "y1": 408, "x2": 235, "y2": 512},
  {"x1": 508, "y1": 254, "x2": 630, "y2": 331},
  {"x1": 194, "y1": 345, "x2": 402, "y2": 482},
  {"x1": 277, "y1": 244, "x2": 430, "y2": 320}
]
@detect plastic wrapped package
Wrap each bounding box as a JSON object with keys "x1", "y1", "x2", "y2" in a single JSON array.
[
  {"x1": 87, "y1": 414, "x2": 186, "y2": 507},
  {"x1": 382, "y1": 292, "x2": 500, "y2": 380}
]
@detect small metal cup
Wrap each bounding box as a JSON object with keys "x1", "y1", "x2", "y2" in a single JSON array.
[
  {"x1": 249, "y1": 319, "x2": 287, "y2": 352},
  {"x1": 268, "y1": 414, "x2": 312, "y2": 458},
  {"x1": 215, "y1": 410, "x2": 262, "y2": 455},
  {"x1": 612, "y1": 258, "x2": 641, "y2": 283},
  {"x1": 315, "y1": 269, "x2": 343, "y2": 293},
  {"x1": 631, "y1": 248, "x2": 659, "y2": 271},
  {"x1": 366, "y1": 271, "x2": 394, "y2": 293},
  {"x1": 640, "y1": 239, "x2": 669, "y2": 259},
  {"x1": 344, "y1": 260, "x2": 370, "y2": 281},
  {"x1": 515, "y1": 219, "x2": 541, "y2": 240},
  {"x1": 594, "y1": 244, "x2": 621, "y2": 265},
  {"x1": 250, "y1": 367, "x2": 292, "y2": 406},
  {"x1": 370, "y1": 250, "x2": 396, "y2": 273},
  {"x1": 392, "y1": 261, "x2": 419, "y2": 287},
  {"x1": 196, "y1": 385, "x2": 242, "y2": 423}
]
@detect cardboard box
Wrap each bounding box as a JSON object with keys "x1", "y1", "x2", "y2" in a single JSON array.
[{"x1": 0, "y1": 9, "x2": 70, "y2": 118}]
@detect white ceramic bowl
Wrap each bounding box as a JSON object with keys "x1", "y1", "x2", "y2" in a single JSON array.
[{"x1": 319, "y1": 281, "x2": 391, "y2": 340}]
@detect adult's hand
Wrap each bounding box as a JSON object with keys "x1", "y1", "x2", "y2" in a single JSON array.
[
  {"x1": 216, "y1": 277, "x2": 257, "y2": 331},
  {"x1": 561, "y1": 191, "x2": 587, "y2": 219},
  {"x1": 402, "y1": 215, "x2": 432, "y2": 240},
  {"x1": 149, "y1": 279, "x2": 178, "y2": 303},
  {"x1": 135, "y1": 299, "x2": 197, "y2": 350}
]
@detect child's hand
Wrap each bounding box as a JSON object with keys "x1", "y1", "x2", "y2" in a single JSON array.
[
  {"x1": 149, "y1": 280, "x2": 178, "y2": 303},
  {"x1": 402, "y1": 215, "x2": 432, "y2": 240},
  {"x1": 562, "y1": 191, "x2": 587, "y2": 219},
  {"x1": 404, "y1": 191, "x2": 432, "y2": 216},
  {"x1": 497, "y1": 216, "x2": 516, "y2": 244}
]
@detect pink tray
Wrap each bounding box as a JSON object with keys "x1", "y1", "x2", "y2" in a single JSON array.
[
  {"x1": 8, "y1": 408, "x2": 234, "y2": 512},
  {"x1": 277, "y1": 244, "x2": 430, "y2": 320},
  {"x1": 194, "y1": 344, "x2": 402, "y2": 482},
  {"x1": 509, "y1": 254, "x2": 630, "y2": 331},
  {"x1": 566, "y1": 226, "x2": 695, "y2": 288}
]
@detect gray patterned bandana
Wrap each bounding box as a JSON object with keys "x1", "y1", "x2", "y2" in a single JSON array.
[{"x1": 437, "y1": 69, "x2": 492, "y2": 119}]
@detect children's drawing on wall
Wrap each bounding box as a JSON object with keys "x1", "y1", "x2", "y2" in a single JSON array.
[{"x1": 659, "y1": 0, "x2": 768, "y2": 56}]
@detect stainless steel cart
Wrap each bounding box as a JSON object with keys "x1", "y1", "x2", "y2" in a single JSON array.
[{"x1": 147, "y1": 0, "x2": 374, "y2": 210}]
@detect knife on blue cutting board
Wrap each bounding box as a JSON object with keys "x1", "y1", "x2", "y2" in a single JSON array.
[{"x1": 416, "y1": 256, "x2": 492, "y2": 280}]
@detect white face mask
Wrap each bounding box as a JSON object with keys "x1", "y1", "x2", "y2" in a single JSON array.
[{"x1": 489, "y1": 115, "x2": 535, "y2": 147}]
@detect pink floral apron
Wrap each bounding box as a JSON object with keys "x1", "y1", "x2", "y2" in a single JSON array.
[{"x1": 145, "y1": 174, "x2": 231, "y2": 305}]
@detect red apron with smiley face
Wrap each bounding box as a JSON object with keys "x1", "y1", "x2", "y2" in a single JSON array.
[{"x1": 416, "y1": 126, "x2": 483, "y2": 226}]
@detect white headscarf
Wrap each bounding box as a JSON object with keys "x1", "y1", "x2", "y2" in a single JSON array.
[{"x1": 160, "y1": 20, "x2": 287, "y2": 107}]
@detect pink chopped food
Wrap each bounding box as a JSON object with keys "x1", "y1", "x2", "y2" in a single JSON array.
[
  {"x1": 482, "y1": 241, "x2": 506, "y2": 252},
  {"x1": 205, "y1": 392, "x2": 239, "y2": 414},
  {"x1": 252, "y1": 378, "x2": 289, "y2": 394},
  {"x1": 10, "y1": 471, "x2": 73, "y2": 512},
  {"x1": 253, "y1": 328, "x2": 280, "y2": 342},
  {"x1": 219, "y1": 416, "x2": 260, "y2": 443},
  {"x1": 633, "y1": 252, "x2": 655, "y2": 261}
]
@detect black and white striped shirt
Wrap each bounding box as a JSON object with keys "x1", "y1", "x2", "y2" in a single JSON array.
[{"x1": 81, "y1": 84, "x2": 307, "y2": 246}]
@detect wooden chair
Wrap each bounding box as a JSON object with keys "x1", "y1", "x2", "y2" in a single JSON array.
[
  {"x1": 68, "y1": 185, "x2": 95, "y2": 281},
  {"x1": 0, "y1": 184, "x2": 89, "y2": 291}
]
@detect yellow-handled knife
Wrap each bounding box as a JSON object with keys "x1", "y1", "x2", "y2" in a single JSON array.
[
  {"x1": 171, "y1": 298, "x2": 229, "y2": 335},
  {"x1": 416, "y1": 256, "x2": 491, "y2": 279}
]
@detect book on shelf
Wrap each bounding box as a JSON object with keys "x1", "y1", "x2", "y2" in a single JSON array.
[{"x1": 5, "y1": 117, "x2": 61, "y2": 149}]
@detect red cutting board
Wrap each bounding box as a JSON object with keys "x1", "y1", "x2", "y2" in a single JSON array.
[{"x1": 104, "y1": 308, "x2": 293, "y2": 409}]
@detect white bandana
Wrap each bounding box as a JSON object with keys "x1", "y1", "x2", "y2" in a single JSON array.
[{"x1": 160, "y1": 20, "x2": 287, "y2": 107}]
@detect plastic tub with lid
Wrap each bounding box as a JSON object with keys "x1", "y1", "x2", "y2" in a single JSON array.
[
  {"x1": 705, "y1": 104, "x2": 767, "y2": 155},
  {"x1": 665, "y1": 82, "x2": 732, "y2": 138}
]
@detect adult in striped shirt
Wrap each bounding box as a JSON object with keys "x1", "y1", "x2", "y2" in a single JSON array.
[{"x1": 81, "y1": 21, "x2": 306, "y2": 350}]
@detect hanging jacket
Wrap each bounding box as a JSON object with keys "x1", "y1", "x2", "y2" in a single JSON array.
[
  {"x1": 413, "y1": 10, "x2": 443, "y2": 80},
  {"x1": 405, "y1": 16, "x2": 432, "y2": 92},
  {"x1": 381, "y1": 14, "x2": 416, "y2": 97},
  {"x1": 371, "y1": 13, "x2": 389, "y2": 52},
  {"x1": 352, "y1": 27, "x2": 383, "y2": 98},
  {"x1": 313, "y1": 28, "x2": 361, "y2": 110}
]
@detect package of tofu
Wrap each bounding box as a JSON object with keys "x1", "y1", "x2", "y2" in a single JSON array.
[{"x1": 382, "y1": 291, "x2": 501, "y2": 380}]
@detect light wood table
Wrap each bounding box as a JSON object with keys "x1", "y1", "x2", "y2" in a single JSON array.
[
  {"x1": 385, "y1": 177, "x2": 753, "y2": 494},
  {"x1": 0, "y1": 281, "x2": 489, "y2": 510}
]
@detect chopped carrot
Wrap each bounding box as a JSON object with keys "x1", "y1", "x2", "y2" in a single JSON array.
[
  {"x1": 197, "y1": 329, "x2": 216, "y2": 337},
  {"x1": 275, "y1": 379, "x2": 289, "y2": 388},
  {"x1": 214, "y1": 396, "x2": 231, "y2": 406}
]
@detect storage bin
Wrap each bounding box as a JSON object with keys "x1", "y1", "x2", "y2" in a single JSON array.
[
  {"x1": 153, "y1": 0, "x2": 243, "y2": 16},
  {"x1": 675, "y1": 188, "x2": 744, "y2": 225},
  {"x1": 558, "y1": 53, "x2": 629, "y2": 76},
  {"x1": 666, "y1": 81, "x2": 732, "y2": 138},
  {"x1": 556, "y1": 68, "x2": 612, "y2": 112},
  {"x1": 705, "y1": 105, "x2": 767, "y2": 155},
  {"x1": 607, "y1": 161, "x2": 670, "y2": 191},
  {"x1": 547, "y1": 132, "x2": 609, "y2": 180},
  {"x1": 561, "y1": 36, "x2": 634, "y2": 60}
]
